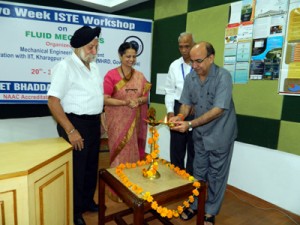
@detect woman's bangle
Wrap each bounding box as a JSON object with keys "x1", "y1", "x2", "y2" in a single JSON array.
[
  {"x1": 67, "y1": 128, "x2": 76, "y2": 135},
  {"x1": 177, "y1": 113, "x2": 185, "y2": 121}
]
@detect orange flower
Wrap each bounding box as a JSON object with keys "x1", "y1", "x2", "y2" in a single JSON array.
[
  {"x1": 173, "y1": 210, "x2": 179, "y2": 218},
  {"x1": 146, "y1": 170, "x2": 154, "y2": 177},
  {"x1": 160, "y1": 207, "x2": 168, "y2": 217},
  {"x1": 118, "y1": 163, "x2": 125, "y2": 169},
  {"x1": 151, "y1": 201, "x2": 158, "y2": 210},
  {"x1": 193, "y1": 181, "x2": 201, "y2": 188},
  {"x1": 147, "y1": 195, "x2": 153, "y2": 202},
  {"x1": 167, "y1": 209, "x2": 173, "y2": 219},
  {"x1": 177, "y1": 206, "x2": 184, "y2": 214},
  {"x1": 174, "y1": 166, "x2": 180, "y2": 172},
  {"x1": 148, "y1": 138, "x2": 154, "y2": 144},
  {"x1": 183, "y1": 201, "x2": 190, "y2": 208},
  {"x1": 157, "y1": 206, "x2": 162, "y2": 213},
  {"x1": 150, "y1": 152, "x2": 158, "y2": 158},
  {"x1": 137, "y1": 160, "x2": 143, "y2": 166},
  {"x1": 115, "y1": 168, "x2": 122, "y2": 175},
  {"x1": 189, "y1": 195, "x2": 195, "y2": 203},
  {"x1": 146, "y1": 155, "x2": 153, "y2": 163},
  {"x1": 135, "y1": 187, "x2": 143, "y2": 194},
  {"x1": 192, "y1": 189, "x2": 199, "y2": 196},
  {"x1": 124, "y1": 179, "x2": 131, "y2": 186}
]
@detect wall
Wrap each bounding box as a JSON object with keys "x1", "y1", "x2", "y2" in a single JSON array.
[
  {"x1": 150, "y1": 0, "x2": 300, "y2": 216},
  {"x1": 1, "y1": 0, "x2": 300, "y2": 216},
  {"x1": 151, "y1": 0, "x2": 300, "y2": 156},
  {"x1": 0, "y1": 116, "x2": 58, "y2": 143}
]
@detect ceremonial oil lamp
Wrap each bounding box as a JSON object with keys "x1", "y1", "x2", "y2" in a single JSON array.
[
  {"x1": 143, "y1": 107, "x2": 161, "y2": 180},
  {"x1": 143, "y1": 108, "x2": 176, "y2": 180}
]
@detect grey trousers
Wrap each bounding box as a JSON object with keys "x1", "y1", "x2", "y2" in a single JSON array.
[{"x1": 191, "y1": 137, "x2": 234, "y2": 216}]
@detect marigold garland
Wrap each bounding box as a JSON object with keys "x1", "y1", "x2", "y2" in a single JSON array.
[
  {"x1": 115, "y1": 159, "x2": 200, "y2": 219},
  {"x1": 115, "y1": 125, "x2": 201, "y2": 219}
]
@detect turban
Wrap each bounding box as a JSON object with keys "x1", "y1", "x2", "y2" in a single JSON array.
[{"x1": 70, "y1": 26, "x2": 101, "y2": 48}]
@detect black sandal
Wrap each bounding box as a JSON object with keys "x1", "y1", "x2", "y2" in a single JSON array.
[
  {"x1": 180, "y1": 208, "x2": 198, "y2": 221},
  {"x1": 204, "y1": 215, "x2": 215, "y2": 224}
]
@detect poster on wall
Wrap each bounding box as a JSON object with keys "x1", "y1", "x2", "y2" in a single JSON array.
[
  {"x1": 226, "y1": 0, "x2": 292, "y2": 84},
  {"x1": 249, "y1": 2, "x2": 287, "y2": 81},
  {"x1": 0, "y1": 1, "x2": 153, "y2": 103},
  {"x1": 225, "y1": 0, "x2": 255, "y2": 84},
  {"x1": 278, "y1": 0, "x2": 300, "y2": 95}
]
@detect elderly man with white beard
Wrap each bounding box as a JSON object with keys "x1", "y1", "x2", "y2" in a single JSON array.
[{"x1": 47, "y1": 25, "x2": 103, "y2": 225}]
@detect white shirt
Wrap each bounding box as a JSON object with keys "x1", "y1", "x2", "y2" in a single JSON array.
[
  {"x1": 164, "y1": 57, "x2": 192, "y2": 113},
  {"x1": 47, "y1": 52, "x2": 103, "y2": 115}
]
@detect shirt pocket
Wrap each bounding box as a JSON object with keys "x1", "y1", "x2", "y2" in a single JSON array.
[{"x1": 206, "y1": 91, "x2": 215, "y2": 110}]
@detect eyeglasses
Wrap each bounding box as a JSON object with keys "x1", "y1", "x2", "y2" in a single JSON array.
[{"x1": 190, "y1": 54, "x2": 210, "y2": 64}]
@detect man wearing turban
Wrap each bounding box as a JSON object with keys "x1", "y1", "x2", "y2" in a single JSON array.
[{"x1": 47, "y1": 25, "x2": 103, "y2": 225}]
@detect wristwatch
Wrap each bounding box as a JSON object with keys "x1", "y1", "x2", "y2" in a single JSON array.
[{"x1": 188, "y1": 121, "x2": 193, "y2": 131}]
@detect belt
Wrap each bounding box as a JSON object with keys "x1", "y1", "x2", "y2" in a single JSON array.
[{"x1": 67, "y1": 113, "x2": 100, "y2": 121}]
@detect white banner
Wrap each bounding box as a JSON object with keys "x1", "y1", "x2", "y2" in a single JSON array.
[{"x1": 0, "y1": 1, "x2": 153, "y2": 103}]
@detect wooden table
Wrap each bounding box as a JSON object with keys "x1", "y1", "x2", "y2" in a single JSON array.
[
  {"x1": 0, "y1": 138, "x2": 73, "y2": 225},
  {"x1": 98, "y1": 162, "x2": 206, "y2": 225}
]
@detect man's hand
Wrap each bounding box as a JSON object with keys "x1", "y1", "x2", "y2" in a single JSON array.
[
  {"x1": 68, "y1": 130, "x2": 84, "y2": 151},
  {"x1": 170, "y1": 121, "x2": 189, "y2": 133}
]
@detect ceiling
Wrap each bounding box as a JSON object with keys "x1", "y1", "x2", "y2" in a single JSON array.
[{"x1": 63, "y1": 0, "x2": 150, "y2": 13}]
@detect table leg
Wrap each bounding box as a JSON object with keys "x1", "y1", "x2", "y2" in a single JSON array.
[
  {"x1": 133, "y1": 198, "x2": 145, "y2": 225},
  {"x1": 98, "y1": 172, "x2": 106, "y2": 225},
  {"x1": 197, "y1": 181, "x2": 206, "y2": 225}
]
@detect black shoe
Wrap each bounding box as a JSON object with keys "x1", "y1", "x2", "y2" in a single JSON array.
[
  {"x1": 204, "y1": 215, "x2": 215, "y2": 225},
  {"x1": 74, "y1": 215, "x2": 86, "y2": 225},
  {"x1": 84, "y1": 203, "x2": 99, "y2": 212},
  {"x1": 180, "y1": 207, "x2": 197, "y2": 221}
]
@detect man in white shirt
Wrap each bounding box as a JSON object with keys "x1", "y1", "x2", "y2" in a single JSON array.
[
  {"x1": 164, "y1": 32, "x2": 195, "y2": 175},
  {"x1": 47, "y1": 25, "x2": 103, "y2": 225}
]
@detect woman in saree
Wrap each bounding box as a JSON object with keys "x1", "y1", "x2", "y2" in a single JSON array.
[{"x1": 103, "y1": 42, "x2": 151, "y2": 171}]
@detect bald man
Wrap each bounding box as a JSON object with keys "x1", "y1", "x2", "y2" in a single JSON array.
[{"x1": 170, "y1": 41, "x2": 238, "y2": 225}]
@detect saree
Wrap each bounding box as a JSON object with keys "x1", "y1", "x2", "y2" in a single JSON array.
[{"x1": 104, "y1": 68, "x2": 151, "y2": 167}]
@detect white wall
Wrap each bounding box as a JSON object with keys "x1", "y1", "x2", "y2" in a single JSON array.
[
  {"x1": 228, "y1": 142, "x2": 300, "y2": 216},
  {"x1": 0, "y1": 116, "x2": 58, "y2": 143},
  {"x1": 1, "y1": 117, "x2": 300, "y2": 216}
]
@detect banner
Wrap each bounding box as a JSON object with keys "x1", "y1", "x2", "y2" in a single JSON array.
[{"x1": 0, "y1": 1, "x2": 153, "y2": 103}]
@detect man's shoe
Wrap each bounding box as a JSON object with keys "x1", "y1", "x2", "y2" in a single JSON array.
[
  {"x1": 74, "y1": 215, "x2": 86, "y2": 225},
  {"x1": 85, "y1": 203, "x2": 99, "y2": 212}
]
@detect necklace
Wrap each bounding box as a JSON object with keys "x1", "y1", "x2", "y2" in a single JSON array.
[{"x1": 120, "y1": 66, "x2": 133, "y2": 81}]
